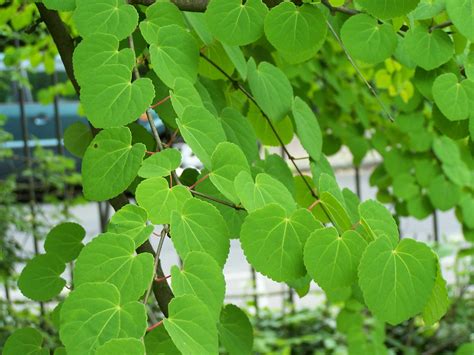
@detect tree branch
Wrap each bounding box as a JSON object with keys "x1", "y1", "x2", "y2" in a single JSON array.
[
  {"x1": 35, "y1": 3, "x2": 174, "y2": 317},
  {"x1": 130, "y1": 0, "x2": 303, "y2": 11},
  {"x1": 320, "y1": 0, "x2": 359, "y2": 16}
]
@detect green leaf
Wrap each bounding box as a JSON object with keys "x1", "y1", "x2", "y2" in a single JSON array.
[
  {"x1": 359, "y1": 200, "x2": 399, "y2": 246},
  {"x1": 392, "y1": 173, "x2": 419, "y2": 200},
  {"x1": 234, "y1": 171, "x2": 297, "y2": 213},
  {"x1": 404, "y1": 26, "x2": 453, "y2": 70},
  {"x1": 422, "y1": 267, "x2": 449, "y2": 326},
  {"x1": 82, "y1": 127, "x2": 146, "y2": 201},
  {"x1": 73, "y1": 0, "x2": 138, "y2": 40},
  {"x1": 304, "y1": 228, "x2": 367, "y2": 291},
  {"x1": 139, "y1": 2, "x2": 185, "y2": 44},
  {"x1": 292, "y1": 97, "x2": 322, "y2": 161},
  {"x1": 138, "y1": 148, "x2": 181, "y2": 178},
  {"x1": 44, "y1": 222, "x2": 86, "y2": 263},
  {"x1": 460, "y1": 196, "x2": 474, "y2": 229},
  {"x1": 264, "y1": 3, "x2": 326, "y2": 62},
  {"x1": 74, "y1": 233, "x2": 154, "y2": 301},
  {"x1": 256, "y1": 154, "x2": 295, "y2": 196},
  {"x1": 210, "y1": 142, "x2": 250, "y2": 204},
  {"x1": 63, "y1": 121, "x2": 93, "y2": 158},
  {"x1": 218, "y1": 305, "x2": 253, "y2": 355},
  {"x1": 410, "y1": 0, "x2": 445, "y2": 20},
  {"x1": 170, "y1": 77, "x2": 203, "y2": 117},
  {"x1": 241, "y1": 204, "x2": 321, "y2": 282},
  {"x1": 150, "y1": 25, "x2": 199, "y2": 88},
  {"x1": 171, "y1": 252, "x2": 225, "y2": 322},
  {"x1": 432, "y1": 73, "x2": 474, "y2": 121},
  {"x1": 219, "y1": 107, "x2": 259, "y2": 163},
  {"x1": 43, "y1": 0, "x2": 75, "y2": 11},
  {"x1": 145, "y1": 327, "x2": 180, "y2": 355},
  {"x1": 177, "y1": 106, "x2": 227, "y2": 169},
  {"x1": 357, "y1": 0, "x2": 420, "y2": 19},
  {"x1": 195, "y1": 171, "x2": 247, "y2": 238},
  {"x1": 164, "y1": 295, "x2": 218, "y2": 355},
  {"x1": 340, "y1": 14, "x2": 397, "y2": 64},
  {"x1": 320, "y1": 192, "x2": 352, "y2": 234},
  {"x1": 72, "y1": 33, "x2": 134, "y2": 87},
  {"x1": 18, "y1": 254, "x2": 65, "y2": 301},
  {"x1": 205, "y1": 0, "x2": 268, "y2": 46},
  {"x1": 248, "y1": 101, "x2": 294, "y2": 146},
  {"x1": 60, "y1": 282, "x2": 147, "y2": 355},
  {"x1": 136, "y1": 177, "x2": 192, "y2": 224},
  {"x1": 96, "y1": 339, "x2": 145, "y2": 355},
  {"x1": 247, "y1": 58, "x2": 293, "y2": 122},
  {"x1": 170, "y1": 198, "x2": 230, "y2": 267},
  {"x1": 3, "y1": 328, "x2": 48, "y2": 355},
  {"x1": 428, "y1": 175, "x2": 461, "y2": 211},
  {"x1": 456, "y1": 343, "x2": 474, "y2": 355},
  {"x1": 446, "y1": 0, "x2": 474, "y2": 41},
  {"x1": 108, "y1": 204, "x2": 154, "y2": 248},
  {"x1": 222, "y1": 44, "x2": 248, "y2": 80},
  {"x1": 81, "y1": 64, "x2": 154, "y2": 129},
  {"x1": 358, "y1": 237, "x2": 437, "y2": 325},
  {"x1": 432, "y1": 136, "x2": 461, "y2": 163}
]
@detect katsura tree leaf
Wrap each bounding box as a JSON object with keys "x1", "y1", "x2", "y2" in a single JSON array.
[
  {"x1": 248, "y1": 101, "x2": 294, "y2": 146},
  {"x1": 177, "y1": 106, "x2": 227, "y2": 169},
  {"x1": 304, "y1": 228, "x2": 367, "y2": 291},
  {"x1": 44, "y1": 222, "x2": 86, "y2": 263},
  {"x1": 359, "y1": 200, "x2": 399, "y2": 246},
  {"x1": 410, "y1": 0, "x2": 445, "y2": 20},
  {"x1": 357, "y1": 0, "x2": 420, "y2": 19},
  {"x1": 240, "y1": 204, "x2": 321, "y2": 282},
  {"x1": 255, "y1": 154, "x2": 295, "y2": 196},
  {"x1": 170, "y1": 77, "x2": 203, "y2": 117},
  {"x1": 210, "y1": 142, "x2": 250, "y2": 204},
  {"x1": 358, "y1": 237, "x2": 437, "y2": 325},
  {"x1": 205, "y1": 0, "x2": 268, "y2": 46},
  {"x1": 320, "y1": 192, "x2": 353, "y2": 234},
  {"x1": 219, "y1": 107, "x2": 259, "y2": 163},
  {"x1": 108, "y1": 205, "x2": 153, "y2": 248},
  {"x1": 222, "y1": 44, "x2": 248, "y2": 80},
  {"x1": 234, "y1": 171, "x2": 297, "y2": 213},
  {"x1": 63, "y1": 121, "x2": 93, "y2": 158},
  {"x1": 3, "y1": 328, "x2": 48, "y2": 355},
  {"x1": 171, "y1": 251, "x2": 225, "y2": 322},
  {"x1": 247, "y1": 58, "x2": 293, "y2": 122},
  {"x1": 135, "y1": 177, "x2": 192, "y2": 224},
  {"x1": 264, "y1": 3, "x2": 326, "y2": 62},
  {"x1": 292, "y1": 97, "x2": 322, "y2": 161},
  {"x1": 432, "y1": 136, "x2": 461, "y2": 163},
  {"x1": 456, "y1": 343, "x2": 474, "y2": 355},
  {"x1": 73, "y1": 0, "x2": 138, "y2": 40},
  {"x1": 145, "y1": 327, "x2": 180, "y2": 355},
  {"x1": 404, "y1": 26, "x2": 453, "y2": 70},
  {"x1": 138, "y1": 148, "x2": 181, "y2": 178},
  {"x1": 72, "y1": 33, "x2": 134, "y2": 87},
  {"x1": 139, "y1": 2, "x2": 185, "y2": 45},
  {"x1": 74, "y1": 233, "x2": 154, "y2": 301},
  {"x1": 170, "y1": 198, "x2": 230, "y2": 267},
  {"x1": 428, "y1": 175, "x2": 461, "y2": 211},
  {"x1": 460, "y1": 196, "x2": 474, "y2": 229},
  {"x1": 446, "y1": 0, "x2": 474, "y2": 41},
  {"x1": 96, "y1": 339, "x2": 145, "y2": 355},
  {"x1": 60, "y1": 282, "x2": 147, "y2": 355},
  {"x1": 81, "y1": 64, "x2": 154, "y2": 129},
  {"x1": 149, "y1": 25, "x2": 199, "y2": 88},
  {"x1": 195, "y1": 171, "x2": 247, "y2": 238},
  {"x1": 422, "y1": 266, "x2": 449, "y2": 326},
  {"x1": 164, "y1": 295, "x2": 219, "y2": 355},
  {"x1": 432, "y1": 73, "x2": 474, "y2": 121},
  {"x1": 340, "y1": 14, "x2": 397, "y2": 64},
  {"x1": 18, "y1": 254, "x2": 66, "y2": 301},
  {"x1": 43, "y1": 0, "x2": 75, "y2": 11},
  {"x1": 82, "y1": 127, "x2": 146, "y2": 201},
  {"x1": 218, "y1": 305, "x2": 253, "y2": 355}
]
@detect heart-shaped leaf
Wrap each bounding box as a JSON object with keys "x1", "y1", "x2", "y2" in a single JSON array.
[
  {"x1": 96, "y1": 339, "x2": 145, "y2": 355},
  {"x1": 432, "y1": 73, "x2": 474, "y2": 121},
  {"x1": 446, "y1": 0, "x2": 474, "y2": 41},
  {"x1": 3, "y1": 328, "x2": 48, "y2": 355},
  {"x1": 357, "y1": 0, "x2": 420, "y2": 19},
  {"x1": 82, "y1": 127, "x2": 146, "y2": 201},
  {"x1": 138, "y1": 148, "x2": 181, "y2": 179},
  {"x1": 139, "y1": 2, "x2": 185, "y2": 45},
  {"x1": 218, "y1": 305, "x2": 253, "y2": 355},
  {"x1": 108, "y1": 204, "x2": 154, "y2": 248},
  {"x1": 44, "y1": 222, "x2": 86, "y2": 263}
]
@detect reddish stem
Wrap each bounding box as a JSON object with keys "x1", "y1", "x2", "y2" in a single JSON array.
[
  {"x1": 155, "y1": 275, "x2": 171, "y2": 283},
  {"x1": 150, "y1": 95, "x2": 171, "y2": 109},
  {"x1": 146, "y1": 151, "x2": 157, "y2": 155},
  {"x1": 307, "y1": 199, "x2": 321, "y2": 211},
  {"x1": 147, "y1": 320, "x2": 163, "y2": 332},
  {"x1": 188, "y1": 174, "x2": 209, "y2": 191},
  {"x1": 166, "y1": 128, "x2": 179, "y2": 147}
]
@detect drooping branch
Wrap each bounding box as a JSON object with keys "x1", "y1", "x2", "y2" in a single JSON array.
[
  {"x1": 35, "y1": 3, "x2": 174, "y2": 317},
  {"x1": 130, "y1": 0, "x2": 303, "y2": 11}
]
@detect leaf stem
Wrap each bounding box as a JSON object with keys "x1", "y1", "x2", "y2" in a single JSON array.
[
  {"x1": 190, "y1": 190, "x2": 245, "y2": 210},
  {"x1": 155, "y1": 274, "x2": 171, "y2": 283},
  {"x1": 146, "y1": 319, "x2": 163, "y2": 332},
  {"x1": 150, "y1": 95, "x2": 171, "y2": 109},
  {"x1": 144, "y1": 226, "x2": 169, "y2": 305},
  {"x1": 188, "y1": 173, "x2": 209, "y2": 191}
]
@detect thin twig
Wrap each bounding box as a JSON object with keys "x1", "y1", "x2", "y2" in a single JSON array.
[
  {"x1": 190, "y1": 190, "x2": 245, "y2": 210},
  {"x1": 143, "y1": 226, "x2": 168, "y2": 305},
  {"x1": 325, "y1": 20, "x2": 394, "y2": 122},
  {"x1": 146, "y1": 319, "x2": 163, "y2": 332},
  {"x1": 430, "y1": 20, "x2": 452, "y2": 32},
  {"x1": 188, "y1": 173, "x2": 209, "y2": 190},
  {"x1": 150, "y1": 95, "x2": 171, "y2": 109},
  {"x1": 321, "y1": 0, "x2": 359, "y2": 16}
]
